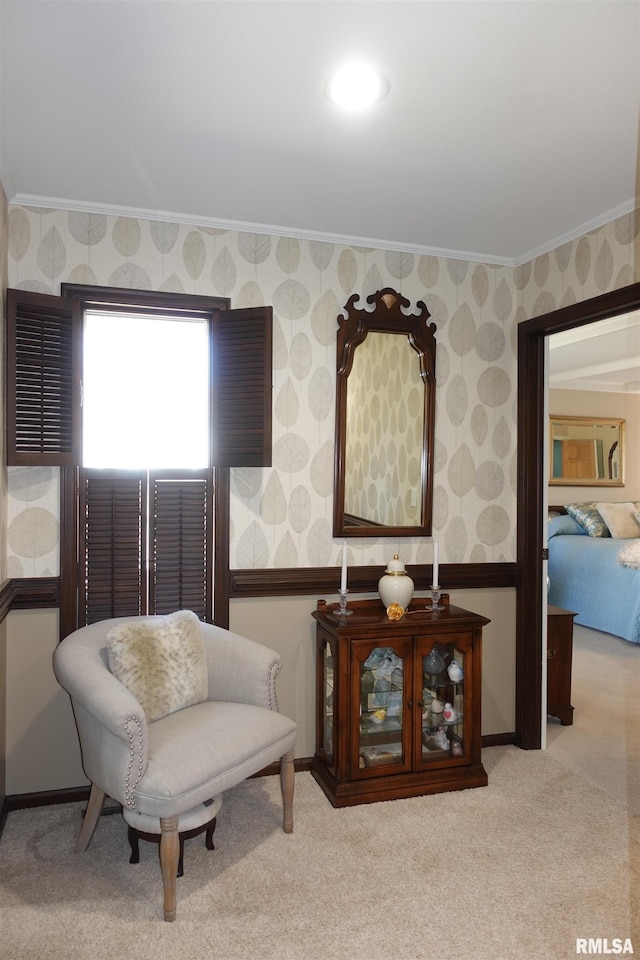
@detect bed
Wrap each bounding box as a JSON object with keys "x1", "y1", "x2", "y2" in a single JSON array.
[{"x1": 547, "y1": 502, "x2": 640, "y2": 645}]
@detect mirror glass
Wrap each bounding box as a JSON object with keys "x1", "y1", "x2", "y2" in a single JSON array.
[
  {"x1": 334, "y1": 288, "x2": 437, "y2": 537},
  {"x1": 549, "y1": 415, "x2": 625, "y2": 485},
  {"x1": 345, "y1": 332, "x2": 425, "y2": 527}
]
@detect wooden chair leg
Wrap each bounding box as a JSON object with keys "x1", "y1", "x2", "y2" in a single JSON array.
[
  {"x1": 280, "y1": 751, "x2": 294, "y2": 834},
  {"x1": 128, "y1": 825, "x2": 140, "y2": 864},
  {"x1": 159, "y1": 815, "x2": 180, "y2": 922},
  {"x1": 205, "y1": 818, "x2": 217, "y2": 851},
  {"x1": 177, "y1": 838, "x2": 185, "y2": 879},
  {"x1": 75, "y1": 783, "x2": 106, "y2": 853}
]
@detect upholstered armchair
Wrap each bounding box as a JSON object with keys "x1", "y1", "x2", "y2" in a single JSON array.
[{"x1": 53, "y1": 613, "x2": 297, "y2": 921}]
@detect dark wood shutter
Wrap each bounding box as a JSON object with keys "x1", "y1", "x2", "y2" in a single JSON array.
[
  {"x1": 79, "y1": 471, "x2": 146, "y2": 625},
  {"x1": 211, "y1": 306, "x2": 273, "y2": 466},
  {"x1": 6, "y1": 289, "x2": 81, "y2": 465},
  {"x1": 150, "y1": 471, "x2": 212, "y2": 621},
  {"x1": 7, "y1": 290, "x2": 273, "y2": 469}
]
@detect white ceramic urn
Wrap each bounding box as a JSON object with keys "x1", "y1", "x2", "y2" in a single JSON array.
[{"x1": 378, "y1": 554, "x2": 414, "y2": 611}]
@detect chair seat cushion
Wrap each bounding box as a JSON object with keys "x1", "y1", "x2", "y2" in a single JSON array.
[{"x1": 133, "y1": 701, "x2": 297, "y2": 818}]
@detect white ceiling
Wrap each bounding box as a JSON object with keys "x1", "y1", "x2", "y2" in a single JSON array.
[
  {"x1": 548, "y1": 313, "x2": 640, "y2": 395},
  {"x1": 1, "y1": 0, "x2": 638, "y2": 265}
]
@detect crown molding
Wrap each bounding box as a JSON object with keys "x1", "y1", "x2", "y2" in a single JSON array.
[
  {"x1": 515, "y1": 198, "x2": 638, "y2": 266},
  {"x1": 11, "y1": 193, "x2": 515, "y2": 267},
  {"x1": 11, "y1": 193, "x2": 637, "y2": 270}
]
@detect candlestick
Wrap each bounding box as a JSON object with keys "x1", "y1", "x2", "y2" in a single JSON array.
[
  {"x1": 338, "y1": 589, "x2": 353, "y2": 617},
  {"x1": 340, "y1": 540, "x2": 348, "y2": 593},
  {"x1": 432, "y1": 538, "x2": 439, "y2": 588}
]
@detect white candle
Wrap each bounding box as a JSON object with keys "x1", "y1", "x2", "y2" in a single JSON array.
[
  {"x1": 340, "y1": 540, "x2": 348, "y2": 593},
  {"x1": 432, "y1": 539, "x2": 439, "y2": 587}
]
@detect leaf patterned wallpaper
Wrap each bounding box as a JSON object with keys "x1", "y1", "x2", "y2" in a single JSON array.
[{"x1": 5, "y1": 204, "x2": 638, "y2": 578}]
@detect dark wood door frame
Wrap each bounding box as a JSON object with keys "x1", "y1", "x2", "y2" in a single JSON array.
[{"x1": 516, "y1": 281, "x2": 640, "y2": 748}]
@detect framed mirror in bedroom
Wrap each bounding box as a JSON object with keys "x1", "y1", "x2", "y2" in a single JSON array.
[{"x1": 548, "y1": 415, "x2": 625, "y2": 486}]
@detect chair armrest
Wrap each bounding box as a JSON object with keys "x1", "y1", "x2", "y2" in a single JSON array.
[
  {"x1": 53, "y1": 639, "x2": 148, "y2": 742},
  {"x1": 202, "y1": 624, "x2": 282, "y2": 710},
  {"x1": 53, "y1": 630, "x2": 150, "y2": 808}
]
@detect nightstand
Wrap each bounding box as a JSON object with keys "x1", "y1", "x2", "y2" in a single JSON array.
[{"x1": 547, "y1": 605, "x2": 576, "y2": 725}]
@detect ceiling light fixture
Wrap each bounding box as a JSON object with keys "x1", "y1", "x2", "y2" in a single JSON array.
[{"x1": 325, "y1": 61, "x2": 390, "y2": 110}]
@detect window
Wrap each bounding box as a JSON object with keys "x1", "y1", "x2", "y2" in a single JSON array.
[
  {"x1": 82, "y1": 310, "x2": 210, "y2": 469},
  {"x1": 7, "y1": 285, "x2": 273, "y2": 635}
]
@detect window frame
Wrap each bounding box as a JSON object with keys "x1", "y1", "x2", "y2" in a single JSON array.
[{"x1": 7, "y1": 284, "x2": 273, "y2": 635}]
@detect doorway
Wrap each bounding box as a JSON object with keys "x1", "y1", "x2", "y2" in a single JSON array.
[{"x1": 515, "y1": 281, "x2": 640, "y2": 749}]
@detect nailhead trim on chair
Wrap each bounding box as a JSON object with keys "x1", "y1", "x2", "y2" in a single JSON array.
[
  {"x1": 268, "y1": 659, "x2": 280, "y2": 711},
  {"x1": 123, "y1": 716, "x2": 144, "y2": 809}
]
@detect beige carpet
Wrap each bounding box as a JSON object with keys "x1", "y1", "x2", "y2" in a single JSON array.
[
  {"x1": 547, "y1": 623, "x2": 640, "y2": 815},
  {"x1": 1, "y1": 745, "x2": 637, "y2": 960},
  {"x1": 2, "y1": 625, "x2": 639, "y2": 960}
]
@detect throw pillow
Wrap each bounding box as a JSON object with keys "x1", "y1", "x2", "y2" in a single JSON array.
[
  {"x1": 107, "y1": 610, "x2": 208, "y2": 722},
  {"x1": 548, "y1": 514, "x2": 586, "y2": 539},
  {"x1": 565, "y1": 502, "x2": 610, "y2": 538},
  {"x1": 618, "y1": 539, "x2": 640, "y2": 569},
  {"x1": 596, "y1": 502, "x2": 640, "y2": 540}
]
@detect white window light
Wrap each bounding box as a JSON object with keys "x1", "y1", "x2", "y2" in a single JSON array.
[
  {"x1": 82, "y1": 311, "x2": 209, "y2": 470},
  {"x1": 325, "y1": 61, "x2": 390, "y2": 111}
]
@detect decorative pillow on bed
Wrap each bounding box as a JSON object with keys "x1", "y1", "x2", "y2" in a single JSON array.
[
  {"x1": 565, "y1": 502, "x2": 610, "y2": 538},
  {"x1": 596, "y1": 502, "x2": 640, "y2": 540},
  {"x1": 107, "y1": 610, "x2": 208, "y2": 722},
  {"x1": 618, "y1": 539, "x2": 640, "y2": 569},
  {"x1": 548, "y1": 514, "x2": 586, "y2": 539}
]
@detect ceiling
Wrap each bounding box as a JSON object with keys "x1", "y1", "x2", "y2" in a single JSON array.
[
  {"x1": 1, "y1": 0, "x2": 638, "y2": 265},
  {"x1": 548, "y1": 312, "x2": 640, "y2": 395}
]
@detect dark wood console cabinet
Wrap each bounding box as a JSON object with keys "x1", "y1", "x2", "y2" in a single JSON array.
[
  {"x1": 547, "y1": 604, "x2": 576, "y2": 726},
  {"x1": 311, "y1": 597, "x2": 490, "y2": 807}
]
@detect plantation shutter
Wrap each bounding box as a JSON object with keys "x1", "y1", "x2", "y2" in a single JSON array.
[
  {"x1": 79, "y1": 471, "x2": 146, "y2": 625},
  {"x1": 150, "y1": 471, "x2": 212, "y2": 620},
  {"x1": 6, "y1": 289, "x2": 81, "y2": 465},
  {"x1": 7, "y1": 290, "x2": 273, "y2": 469},
  {"x1": 212, "y1": 306, "x2": 273, "y2": 467}
]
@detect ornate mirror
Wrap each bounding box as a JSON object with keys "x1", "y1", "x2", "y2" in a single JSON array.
[{"x1": 333, "y1": 288, "x2": 437, "y2": 537}]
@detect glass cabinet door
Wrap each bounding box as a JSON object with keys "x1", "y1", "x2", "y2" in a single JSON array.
[
  {"x1": 354, "y1": 641, "x2": 412, "y2": 777},
  {"x1": 418, "y1": 638, "x2": 467, "y2": 764},
  {"x1": 319, "y1": 638, "x2": 334, "y2": 761}
]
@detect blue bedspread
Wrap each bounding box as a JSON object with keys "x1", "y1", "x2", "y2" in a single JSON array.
[{"x1": 548, "y1": 528, "x2": 640, "y2": 644}]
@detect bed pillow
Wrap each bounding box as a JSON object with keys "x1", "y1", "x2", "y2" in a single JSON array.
[
  {"x1": 107, "y1": 610, "x2": 208, "y2": 722},
  {"x1": 596, "y1": 502, "x2": 640, "y2": 540},
  {"x1": 548, "y1": 514, "x2": 586, "y2": 539},
  {"x1": 565, "y1": 502, "x2": 610, "y2": 538}
]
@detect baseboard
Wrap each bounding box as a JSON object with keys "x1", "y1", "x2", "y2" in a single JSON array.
[
  {"x1": 249, "y1": 757, "x2": 313, "y2": 778},
  {"x1": 0, "y1": 796, "x2": 8, "y2": 838},
  {"x1": 6, "y1": 784, "x2": 91, "y2": 812},
  {"x1": 482, "y1": 732, "x2": 516, "y2": 747}
]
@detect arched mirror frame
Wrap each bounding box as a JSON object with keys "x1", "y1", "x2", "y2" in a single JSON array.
[{"x1": 333, "y1": 287, "x2": 437, "y2": 538}]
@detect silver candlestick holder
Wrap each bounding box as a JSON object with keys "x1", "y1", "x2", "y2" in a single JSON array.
[
  {"x1": 429, "y1": 585, "x2": 444, "y2": 610},
  {"x1": 338, "y1": 589, "x2": 353, "y2": 617}
]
